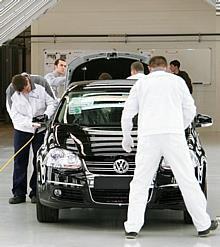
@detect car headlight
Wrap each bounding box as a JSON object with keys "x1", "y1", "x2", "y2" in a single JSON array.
[{"x1": 45, "y1": 148, "x2": 82, "y2": 169}]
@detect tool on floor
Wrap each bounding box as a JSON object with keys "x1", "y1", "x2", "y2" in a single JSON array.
[
  {"x1": 0, "y1": 114, "x2": 48, "y2": 173},
  {"x1": 0, "y1": 131, "x2": 36, "y2": 173}
]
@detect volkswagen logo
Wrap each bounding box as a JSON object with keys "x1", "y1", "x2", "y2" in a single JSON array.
[{"x1": 113, "y1": 159, "x2": 129, "y2": 174}]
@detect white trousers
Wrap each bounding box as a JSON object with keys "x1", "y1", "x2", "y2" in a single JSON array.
[{"x1": 124, "y1": 134, "x2": 211, "y2": 233}]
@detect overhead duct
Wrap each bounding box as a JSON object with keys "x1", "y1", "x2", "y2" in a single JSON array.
[{"x1": 0, "y1": 0, "x2": 59, "y2": 46}]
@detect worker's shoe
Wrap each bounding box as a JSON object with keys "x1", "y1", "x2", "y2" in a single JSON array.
[
  {"x1": 125, "y1": 231, "x2": 138, "y2": 239},
  {"x1": 198, "y1": 220, "x2": 218, "y2": 237},
  {"x1": 30, "y1": 196, "x2": 37, "y2": 204},
  {"x1": 9, "y1": 196, "x2": 26, "y2": 204}
]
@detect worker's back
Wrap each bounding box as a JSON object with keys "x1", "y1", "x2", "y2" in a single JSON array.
[{"x1": 133, "y1": 70, "x2": 196, "y2": 136}]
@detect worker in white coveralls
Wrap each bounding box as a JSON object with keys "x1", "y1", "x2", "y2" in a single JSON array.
[{"x1": 121, "y1": 56, "x2": 218, "y2": 239}]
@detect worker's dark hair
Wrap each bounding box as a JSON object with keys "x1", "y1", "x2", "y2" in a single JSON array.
[
  {"x1": 149, "y1": 56, "x2": 167, "y2": 68},
  {"x1": 54, "y1": 58, "x2": 66, "y2": 66},
  {"x1": 98, "y1": 72, "x2": 112, "y2": 80},
  {"x1": 170, "y1": 60, "x2": 180, "y2": 68},
  {"x1": 11, "y1": 74, "x2": 29, "y2": 92},
  {"x1": 130, "y1": 61, "x2": 144, "y2": 73}
]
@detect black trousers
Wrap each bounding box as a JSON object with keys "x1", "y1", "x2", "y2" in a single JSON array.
[{"x1": 12, "y1": 129, "x2": 44, "y2": 198}]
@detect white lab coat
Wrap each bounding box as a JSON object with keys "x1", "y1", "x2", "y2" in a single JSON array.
[
  {"x1": 122, "y1": 70, "x2": 211, "y2": 233},
  {"x1": 6, "y1": 75, "x2": 58, "y2": 133}
]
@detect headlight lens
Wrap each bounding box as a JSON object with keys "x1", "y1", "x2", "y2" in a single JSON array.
[{"x1": 46, "y1": 148, "x2": 82, "y2": 169}]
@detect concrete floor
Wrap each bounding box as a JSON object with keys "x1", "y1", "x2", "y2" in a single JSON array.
[{"x1": 0, "y1": 123, "x2": 220, "y2": 247}]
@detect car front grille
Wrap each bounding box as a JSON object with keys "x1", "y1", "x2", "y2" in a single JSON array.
[
  {"x1": 87, "y1": 129, "x2": 137, "y2": 156},
  {"x1": 65, "y1": 130, "x2": 137, "y2": 156},
  {"x1": 90, "y1": 189, "x2": 129, "y2": 204},
  {"x1": 65, "y1": 138, "x2": 78, "y2": 152},
  {"x1": 85, "y1": 161, "x2": 135, "y2": 175},
  {"x1": 65, "y1": 129, "x2": 137, "y2": 175}
]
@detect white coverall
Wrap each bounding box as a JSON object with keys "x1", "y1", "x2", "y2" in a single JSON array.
[
  {"x1": 127, "y1": 73, "x2": 148, "y2": 80},
  {"x1": 121, "y1": 70, "x2": 211, "y2": 233}
]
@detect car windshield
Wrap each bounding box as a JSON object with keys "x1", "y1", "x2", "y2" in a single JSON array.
[{"x1": 56, "y1": 89, "x2": 137, "y2": 127}]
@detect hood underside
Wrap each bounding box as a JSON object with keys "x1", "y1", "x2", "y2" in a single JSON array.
[{"x1": 67, "y1": 52, "x2": 150, "y2": 83}]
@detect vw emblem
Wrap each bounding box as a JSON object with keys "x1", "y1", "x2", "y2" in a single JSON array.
[{"x1": 113, "y1": 159, "x2": 129, "y2": 174}]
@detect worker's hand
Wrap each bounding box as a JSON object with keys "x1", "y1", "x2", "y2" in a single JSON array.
[
  {"x1": 32, "y1": 114, "x2": 48, "y2": 123},
  {"x1": 32, "y1": 122, "x2": 41, "y2": 129},
  {"x1": 122, "y1": 135, "x2": 134, "y2": 153}
]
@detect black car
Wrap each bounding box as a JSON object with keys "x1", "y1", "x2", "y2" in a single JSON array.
[{"x1": 36, "y1": 78, "x2": 212, "y2": 223}]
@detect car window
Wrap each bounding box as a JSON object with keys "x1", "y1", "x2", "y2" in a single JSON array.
[{"x1": 56, "y1": 90, "x2": 138, "y2": 127}]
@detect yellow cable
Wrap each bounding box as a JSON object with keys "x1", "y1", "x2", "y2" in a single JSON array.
[{"x1": 0, "y1": 134, "x2": 35, "y2": 173}]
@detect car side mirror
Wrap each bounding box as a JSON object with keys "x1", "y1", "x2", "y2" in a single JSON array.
[{"x1": 194, "y1": 113, "x2": 213, "y2": 128}]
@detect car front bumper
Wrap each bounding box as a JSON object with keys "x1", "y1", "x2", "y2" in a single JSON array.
[{"x1": 38, "y1": 175, "x2": 185, "y2": 210}]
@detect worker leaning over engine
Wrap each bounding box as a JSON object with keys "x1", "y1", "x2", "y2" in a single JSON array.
[
  {"x1": 121, "y1": 56, "x2": 218, "y2": 238},
  {"x1": 6, "y1": 73, "x2": 58, "y2": 204}
]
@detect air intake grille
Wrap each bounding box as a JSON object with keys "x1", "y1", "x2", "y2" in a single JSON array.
[{"x1": 90, "y1": 189, "x2": 129, "y2": 203}]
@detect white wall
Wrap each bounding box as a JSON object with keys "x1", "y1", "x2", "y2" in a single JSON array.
[{"x1": 31, "y1": 0, "x2": 219, "y2": 131}]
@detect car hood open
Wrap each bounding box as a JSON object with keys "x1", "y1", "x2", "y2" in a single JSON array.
[{"x1": 66, "y1": 51, "x2": 150, "y2": 86}]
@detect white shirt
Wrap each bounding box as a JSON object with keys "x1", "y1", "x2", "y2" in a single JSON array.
[
  {"x1": 121, "y1": 70, "x2": 196, "y2": 136},
  {"x1": 127, "y1": 73, "x2": 148, "y2": 80},
  {"x1": 44, "y1": 71, "x2": 66, "y2": 97}
]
